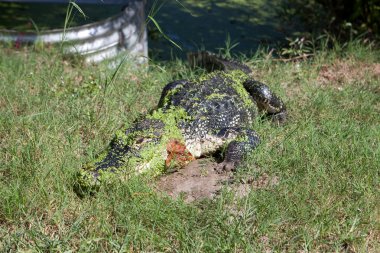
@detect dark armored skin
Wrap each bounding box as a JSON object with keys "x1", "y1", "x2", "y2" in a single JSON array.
[{"x1": 76, "y1": 52, "x2": 287, "y2": 192}]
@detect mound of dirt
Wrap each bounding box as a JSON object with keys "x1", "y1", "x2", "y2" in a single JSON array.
[{"x1": 154, "y1": 159, "x2": 232, "y2": 203}]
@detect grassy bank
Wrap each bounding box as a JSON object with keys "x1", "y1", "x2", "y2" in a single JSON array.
[{"x1": 0, "y1": 43, "x2": 379, "y2": 252}]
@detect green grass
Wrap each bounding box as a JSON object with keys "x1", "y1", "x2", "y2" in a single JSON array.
[{"x1": 0, "y1": 43, "x2": 379, "y2": 252}]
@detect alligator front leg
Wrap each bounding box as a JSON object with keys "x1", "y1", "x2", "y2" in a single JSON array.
[
  {"x1": 216, "y1": 128, "x2": 260, "y2": 173},
  {"x1": 243, "y1": 79, "x2": 287, "y2": 124}
]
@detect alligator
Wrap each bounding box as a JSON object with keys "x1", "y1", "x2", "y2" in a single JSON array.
[{"x1": 76, "y1": 51, "x2": 287, "y2": 193}]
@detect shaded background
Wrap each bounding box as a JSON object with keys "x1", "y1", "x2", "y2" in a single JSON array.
[{"x1": 0, "y1": 0, "x2": 378, "y2": 59}]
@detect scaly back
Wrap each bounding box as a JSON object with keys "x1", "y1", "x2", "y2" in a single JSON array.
[{"x1": 187, "y1": 51, "x2": 252, "y2": 74}]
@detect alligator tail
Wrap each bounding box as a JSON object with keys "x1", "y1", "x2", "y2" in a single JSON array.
[{"x1": 187, "y1": 51, "x2": 252, "y2": 74}]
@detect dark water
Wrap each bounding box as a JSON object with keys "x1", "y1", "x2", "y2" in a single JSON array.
[
  {"x1": 0, "y1": 2, "x2": 123, "y2": 30},
  {"x1": 0, "y1": 0, "x2": 302, "y2": 59},
  {"x1": 148, "y1": 0, "x2": 301, "y2": 59}
]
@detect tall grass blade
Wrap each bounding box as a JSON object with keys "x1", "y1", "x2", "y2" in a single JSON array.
[{"x1": 147, "y1": 15, "x2": 182, "y2": 51}]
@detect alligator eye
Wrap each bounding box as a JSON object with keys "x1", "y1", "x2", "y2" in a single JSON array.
[{"x1": 136, "y1": 138, "x2": 144, "y2": 144}]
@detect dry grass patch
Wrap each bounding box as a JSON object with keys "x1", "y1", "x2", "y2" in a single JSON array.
[{"x1": 317, "y1": 59, "x2": 380, "y2": 88}]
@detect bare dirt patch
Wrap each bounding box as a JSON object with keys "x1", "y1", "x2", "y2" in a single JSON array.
[
  {"x1": 154, "y1": 159, "x2": 231, "y2": 203},
  {"x1": 154, "y1": 159, "x2": 279, "y2": 203},
  {"x1": 317, "y1": 60, "x2": 380, "y2": 88}
]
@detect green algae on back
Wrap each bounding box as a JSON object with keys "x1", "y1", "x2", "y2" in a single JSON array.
[{"x1": 197, "y1": 70, "x2": 256, "y2": 109}]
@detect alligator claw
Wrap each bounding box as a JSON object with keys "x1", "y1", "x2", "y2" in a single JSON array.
[{"x1": 215, "y1": 161, "x2": 235, "y2": 173}]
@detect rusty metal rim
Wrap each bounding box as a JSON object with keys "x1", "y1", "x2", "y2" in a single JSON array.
[{"x1": 0, "y1": 0, "x2": 148, "y2": 64}]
